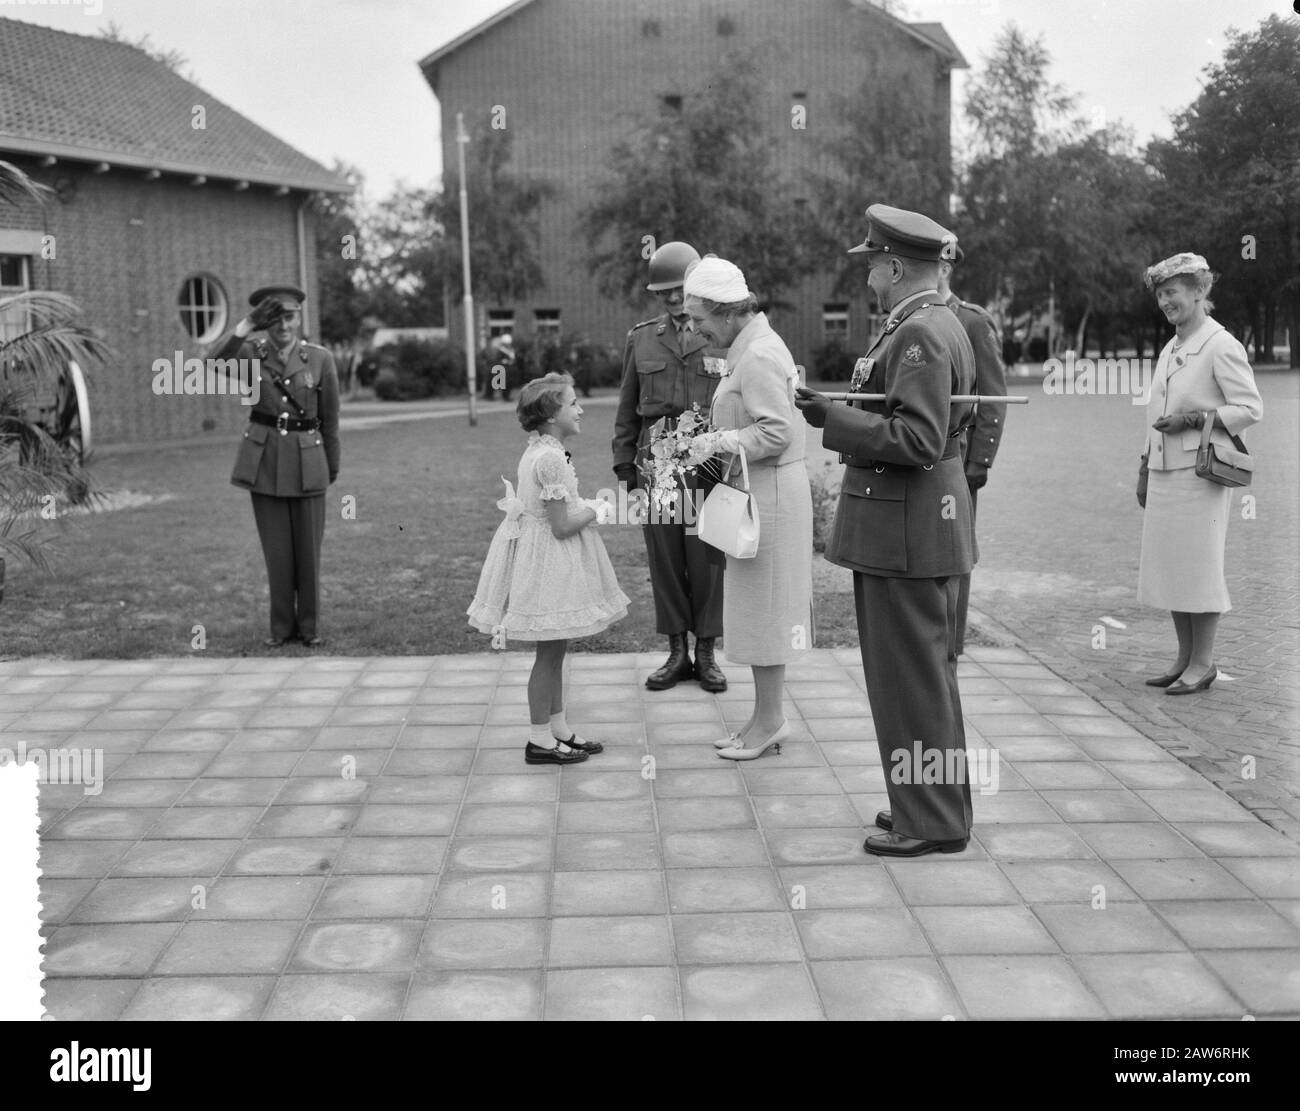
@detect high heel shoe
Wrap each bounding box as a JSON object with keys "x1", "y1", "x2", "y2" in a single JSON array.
[
  {"x1": 713, "y1": 731, "x2": 743, "y2": 750},
  {"x1": 1166, "y1": 666, "x2": 1218, "y2": 696},
  {"x1": 717, "y1": 721, "x2": 789, "y2": 761},
  {"x1": 1144, "y1": 668, "x2": 1185, "y2": 688}
]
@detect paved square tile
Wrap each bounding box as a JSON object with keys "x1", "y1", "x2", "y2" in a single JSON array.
[
  {"x1": 545, "y1": 967, "x2": 680, "y2": 1021},
  {"x1": 548, "y1": 914, "x2": 674, "y2": 967},
  {"x1": 156, "y1": 920, "x2": 299, "y2": 974},
  {"x1": 552, "y1": 870, "x2": 665, "y2": 916},
  {"x1": 1110, "y1": 859, "x2": 1254, "y2": 901},
  {"x1": 201, "y1": 876, "x2": 325, "y2": 919},
  {"x1": 431, "y1": 872, "x2": 551, "y2": 918},
  {"x1": 672, "y1": 912, "x2": 802, "y2": 964},
  {"x1": 120, "y1": 976, "x2": 274, "y2": 1021},
  {"x1": 1036, "y1": 903, "x2": 1186, "y2": 953},
  {"x1": 44, "y1": 923, "x2": 180, "y2": 977},
  {"x1": 314, "y1": 874, "x2": 438, "y2": 918},
  {"x1": 795, "y1": 908, "x2": 931, "y2": 959},
  {"x1": 263, "y1": 973, "x2": 407, "y2": 1020},
  {"x1": 41, "y1": 979, "x2": 143, "y2": 1021},
  {"x1": 68, "y1": 877, "x2": 198, "y2": 924},
  {"x1": 419, "y1": 918, "x2": 548, "y2": 969},
  {"x1": 404, "y1": 970, "x2": 542, "y2": 1020},
  {"x1": 1153, "y1": 900, "x2": 1300, "y2": 949},
  {"x1": 666, "y1": 867, "x2": 786, "y2": 914},
  {"x1": 812, "y1": 958, "x2": 963, "y2": 1020},
  {"x1": 915, "y1": 905, "x2": 1059, "y2": 954},
  {"x1": 1199, "y1": 950, "x2": 1300, "y2": 1015},
  {"x1": 944, "y1": 955, "x2": 1106, "y2": 1018},
  {"x1": 680, "y1": 964, "x2": 823, "y2": 1020},
  {"x1": 1074, "y1": 953, "x2": 1242, "y2": 1018},
  {"x1": 291, "y1": 920, "x2": 422, "y2": 972}
]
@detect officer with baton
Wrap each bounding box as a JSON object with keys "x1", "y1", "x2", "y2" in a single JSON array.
[{"x1": 795, "y1": 205, "x2": 976, "y2": 858}]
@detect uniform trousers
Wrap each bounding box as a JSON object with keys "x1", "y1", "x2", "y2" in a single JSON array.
[
  {"x1": 251, "y1": 493, "x2": 326, "y2": 639},
  {"x1": 642, "y1": 517, "x2": 724, "y2": 639},
  {"x1": 853, "y1": 572, "x2": 973, "y2": 842},
  {"x1": 954, "y1": 487, "x2": 978, "y2": 654}
]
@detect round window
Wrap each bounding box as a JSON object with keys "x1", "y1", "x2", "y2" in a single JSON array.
[{"x1": 178, "y1": 274, "x2": 228, "y2": 344}]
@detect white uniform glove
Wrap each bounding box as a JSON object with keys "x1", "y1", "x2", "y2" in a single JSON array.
[{"x1": 688, "y1": 429, "x2": 741, "y2": 460}]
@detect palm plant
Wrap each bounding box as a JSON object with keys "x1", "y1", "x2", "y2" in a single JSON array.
[{"x1": 0, "y1": 159, "x2": 112, "y2": 588}]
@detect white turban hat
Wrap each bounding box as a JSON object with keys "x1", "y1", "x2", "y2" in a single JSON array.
[
  {"x1": 683, "y1": 256, "x2": 751, "y2": 304},
  {"x1": 1143, "y1": 252, "x2": 1210, "y2": 290}
]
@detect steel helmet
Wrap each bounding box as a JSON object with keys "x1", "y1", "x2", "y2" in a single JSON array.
[{"x1": 646, "y1": 241, "x2": 701, "y2": 291}]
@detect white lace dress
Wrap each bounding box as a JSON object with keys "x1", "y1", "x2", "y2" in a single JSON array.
[{"x1": 467, "y1": 433, "x2": 630, "y2": 641}]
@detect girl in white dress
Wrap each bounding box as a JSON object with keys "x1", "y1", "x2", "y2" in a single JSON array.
[{"x1": 468, "y1": 373, "x2": 630, "y2": 764}]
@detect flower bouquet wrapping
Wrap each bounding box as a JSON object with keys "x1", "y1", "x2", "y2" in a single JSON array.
[{"x1": 639, "y1": 404, "x2": 723, "y2": 514}]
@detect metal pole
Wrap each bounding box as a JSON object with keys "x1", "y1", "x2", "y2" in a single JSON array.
[{"x1": 456, "y1": 113, "x2": 478, "y2": 427}]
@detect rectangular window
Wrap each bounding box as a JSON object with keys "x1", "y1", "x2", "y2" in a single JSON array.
[
  {"x1": 0, "y1": 253, "x2": 31, "y2": 345},
  {"x1": 534, "y1": 309, "x2": 561, "y2": 338},
  {"x1": 487, "y1": 310, "x2": 515, "y2": 340},
  {"x1": 822, "y1": 303, "x2": 849, "y2": 343}
]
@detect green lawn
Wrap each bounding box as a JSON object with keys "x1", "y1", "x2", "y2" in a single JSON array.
[{"x1": 1, "y1": 395, "x2": 866, "y2": 658}]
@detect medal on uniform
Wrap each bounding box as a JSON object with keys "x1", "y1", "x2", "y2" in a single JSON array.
[
  {"x1": 303, "y1": 372, "x2": 313, "y2": 389},
  {"x1": 849, "y1": 357, "x2": 874, "y2": 392},
  {"x1": 703, "y1": 356, "x2": 728, "y2": 377}
]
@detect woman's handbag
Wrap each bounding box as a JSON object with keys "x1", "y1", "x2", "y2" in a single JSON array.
[
  {"x1": 696, "y1": 445, "x2": 759, "y2": 559},
  {"x1": 1195, "y1": 416, "x2": 1253, "y2": 488}
]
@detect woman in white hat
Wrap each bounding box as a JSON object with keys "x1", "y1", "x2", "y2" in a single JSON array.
[
  {"x1": 1137, "y1": 253, "x2": 1262, "y2": 694},
  {"x1": 683, "y1": 257, "x2": 813, "y2": 758}
]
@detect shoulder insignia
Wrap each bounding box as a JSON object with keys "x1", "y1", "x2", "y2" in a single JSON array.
[
  {"x1": 631, "y1": 317, "x2": 659, "y2": 332},
  {"x1": 903, "y1": 343, "x2": 926, "y2": 367}
]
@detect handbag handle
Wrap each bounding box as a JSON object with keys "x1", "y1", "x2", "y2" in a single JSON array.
[
  {"x1": 1198, "y1": 412, "x2": 1248, "y2": 454},
  {"x1": 734, "y1": 444, "x2": 750, "y2": 491}
]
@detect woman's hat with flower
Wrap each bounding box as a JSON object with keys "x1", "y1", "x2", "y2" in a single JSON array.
[{"x1": 1144, "y1": 252, "x2": 1211, "y2": 290}]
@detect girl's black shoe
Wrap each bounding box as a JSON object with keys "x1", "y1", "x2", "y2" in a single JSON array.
[{"x1": 524, "y1": 741, "x2": 588, "y2": 765}]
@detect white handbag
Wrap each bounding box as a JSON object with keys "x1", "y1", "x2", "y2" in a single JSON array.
[{"x1": 696, "y1": 445, "x2": 760, "y2": 559}]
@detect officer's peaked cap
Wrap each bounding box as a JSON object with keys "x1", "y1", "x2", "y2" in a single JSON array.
[
  {"x1": 249, "y1": 284, "x2": 307, "y2": 307},
  {"x1": 848, "y1": 204, "x2": 958, "y2": 263}
]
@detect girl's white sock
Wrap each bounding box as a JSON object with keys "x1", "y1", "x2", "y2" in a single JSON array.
[
  {"x1": 549, "y1": 710, "x2": 572, "y2": 742},
  {"x1": 529, "y1": 723, "x2": 557, "y2": 750}
]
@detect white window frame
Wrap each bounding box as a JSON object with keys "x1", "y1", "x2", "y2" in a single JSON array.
[
  {"x1": 178, "y1": 273, "x2": 229, "y2": 344},
  {"x1": 822, "y1": 303, "x2": 850, "y2": 343},
  {"x1": 534, "y1": 309, "x2": 561, "y2": 339},
  {"x1": 0, "y1": 253, "x2": 32, "y2": 345}
]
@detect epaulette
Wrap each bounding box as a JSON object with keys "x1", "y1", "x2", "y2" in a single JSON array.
[
  {"x1": 959, "y1": 300, "x2": 998, "y2": 325},
  {"x1": 629, "y1": 317, "x2": 659, "y2": 334}
]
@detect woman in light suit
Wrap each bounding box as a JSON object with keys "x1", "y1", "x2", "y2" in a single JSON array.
[
  {"x1": 1137, "y1": 253, "x2": 1262, "y2": 694},
  {"x1": 683, "y1": 257, "x2": 813, "y2": 759}
]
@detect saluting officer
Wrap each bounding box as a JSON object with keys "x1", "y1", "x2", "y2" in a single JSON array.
[
  {"x1": 796, "y1": 205, "x2": 977, "y2": 858},
  {"x1": 209, "y1": 285, "x2": 341, "y2": 647},
  {"x1": 937, "y1": 245, "x2": 1008, "y2": 654},
  {"x1": 613, "y1": 241, "x2": 728, "y2": 692}
]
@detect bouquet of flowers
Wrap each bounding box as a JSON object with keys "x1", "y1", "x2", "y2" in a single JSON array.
[{"x1": 640, "y1": 404, "x2": 722, "y2": 513}]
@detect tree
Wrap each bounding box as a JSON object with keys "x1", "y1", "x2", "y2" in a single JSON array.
[
  {"x1": 955, "y1": 25, "x2": 1085, "y2": 339},
  {"x1": 366, "y1": 182, "x2": 446, "y2": 328},
  {"x1": 582, "y1": 49, "x2": 820, "y2": 308},
  {"x1": 0, "y1": 162, "x2": 111, "y2": 574},
  {"x1": 431, "y1": 128, "x2": 554, "y2": 327},
  {"x1": 1147, "y1": 15, "x2": 1300, "y2": 366},
  {"x1": 310, "y1": 161, "x2": 369, "y2": 343},
  {"x1": 97, "y1": 21, "x2": 190, "y2": 77},
  {"x1": 809, "y1": 29, "x2": 952, "y2": 300}
]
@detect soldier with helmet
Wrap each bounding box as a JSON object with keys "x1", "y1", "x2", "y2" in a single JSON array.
[
  {"x1": 937, "y1": 244, "x2": 1008, "y2": 654},
  {"x1": 613, "y1": 240, "x2": 728, "y2": 692},
  {"x1": 208, "y1": 284, "x2": 341, "y2": 647}
]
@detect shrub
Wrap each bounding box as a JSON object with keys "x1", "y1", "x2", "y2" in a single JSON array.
[
  {"x1": 810, "y1": 339, "x2": 857, "y2": 384},
  {"x1": 371, "y1": 339, "x2": 466, "y2": 400}
]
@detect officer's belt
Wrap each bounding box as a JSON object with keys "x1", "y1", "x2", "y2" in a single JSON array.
[
  {"x1": 250, "y1": 411, "x2": 320, "y2": 434},
  {"x1": 839, "y1": 440, "x2": 963, "y2": 469}
]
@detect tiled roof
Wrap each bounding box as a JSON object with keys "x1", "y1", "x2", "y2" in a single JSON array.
[{"x1": 0, "y1": 17, "x2": 348, "y2": 193}]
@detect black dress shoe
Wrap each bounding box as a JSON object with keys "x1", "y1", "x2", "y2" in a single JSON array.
[
  {"x1": 1145, "y1": 669, "x2": 1185, "y2": 688},
  {"x1": 264, "y1": 636, "x2": 287, "y2": 647},
  {"x1": 302, "y1": 636, "x2": 324, "y2": 648},
  {"x1": 645, "y1": 633, "x2": 694, "y2": 690},
  {"x1": 557, "y1": 734, "x2": 603, "y2": 755},
  {"x1": 863, "y1": 831, "x2": 968, "y2": 857},
  {"x1": 875, "y1": 810, "x2": 893, "y2": 831},
  {"x1": 693, "y1": 637, "x2": 728, "y2": 692},
  {"x1": 524, "y1": 741, "x2": 589, "y2": 765},
  {"x1": 1166, "y1": 666, "x2": 1218, "y2": 696}
]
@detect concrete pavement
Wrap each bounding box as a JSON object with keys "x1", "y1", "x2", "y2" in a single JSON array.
[{"x1": 12, "y1": 645, "x2": 1299, "y2": 1021}]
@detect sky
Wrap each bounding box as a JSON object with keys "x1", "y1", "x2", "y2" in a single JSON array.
[{"x1": 2, "y1": 0, "x2": 1291, "y2": 202}]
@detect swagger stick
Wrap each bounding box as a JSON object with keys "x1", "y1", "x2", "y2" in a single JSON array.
[{"x1": 819, "y1": 394, "x2": 1029, "y2": 404}]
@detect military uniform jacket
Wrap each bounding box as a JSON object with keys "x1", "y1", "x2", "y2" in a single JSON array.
[
  {"x1": 947, "y1": 294, "x2": 1007, "y2": 473},
  {"x1": 612, "y1": 313, "x2": 722, "y2": 470},
  {"x1": 210, "y1": 332, "x2": 341, "y2": 497},
  {"x1": 822, "y1": 294, "x2": 978, "y2": 578}
]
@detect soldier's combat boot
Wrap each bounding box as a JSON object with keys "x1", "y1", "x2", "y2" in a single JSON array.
[
  {"x1": 693, "y1": 636, "x2": 728, "y2": 693},
  {"x1": 645, "y1": 633, "x2": 694, "y2": 690}
]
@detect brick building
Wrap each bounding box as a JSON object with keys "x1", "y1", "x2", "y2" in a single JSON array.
[
  {"x1": 421, "y1": 0, "x2": 965, "y2": 361},
  {"x1": 0, "y1": 18, "x2": 348, "y2": 447}
]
